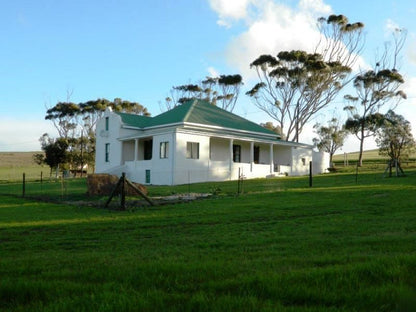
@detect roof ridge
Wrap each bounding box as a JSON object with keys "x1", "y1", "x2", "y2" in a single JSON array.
[{"x1": 182, "y1": 99, "x2": 199, "y2": 122}]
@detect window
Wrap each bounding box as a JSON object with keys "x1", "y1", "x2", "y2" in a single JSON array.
[
  {"x1": 160, "y1": 142, "x2": 169, "y2": 159},
  {"x1": 186, "y1": 142, "x2": 199, "y2": 159},
  {"x1": 254, "y1": 146, "x2": 260, "y2": 164},
  {"x1": 105, "y1": 117, "x2": 109, "y2": 131},
  {"x1": 301, "y1": 158, "x2": 306, "y2": 166},
  {"x1": 233, "y1": 144, "x2": 241, "y2": 163},
  {"x1": 144, "y1": 140, "x2": 153, "y2": 160},
  {"x1": 105, "y1": 143, "x2": 110, "y2": 162}
]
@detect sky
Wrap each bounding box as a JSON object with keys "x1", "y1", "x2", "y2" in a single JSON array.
[{"x1": 1, "y1": 0, "x2": 415, "y2": 152}]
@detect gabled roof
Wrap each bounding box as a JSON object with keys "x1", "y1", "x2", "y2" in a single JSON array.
[{"x1": 117, "y1": 99, "x2": 280, "y2": 139}]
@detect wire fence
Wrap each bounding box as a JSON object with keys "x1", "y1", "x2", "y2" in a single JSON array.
[
  {"x1": 1, "y1": 162, "x2": 416, "y2": 206},
  {"x1": 0, "y1": 174, "x2": 89, "y2": 201}
]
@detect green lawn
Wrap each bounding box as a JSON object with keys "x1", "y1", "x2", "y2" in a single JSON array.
[{"x1": 1, "y1": 170, "x2": 415, "y2": 311}]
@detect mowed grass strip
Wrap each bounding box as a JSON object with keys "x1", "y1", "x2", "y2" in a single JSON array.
[{"x1": 1, "y1": 171, "x2": 416, "y2": 311}]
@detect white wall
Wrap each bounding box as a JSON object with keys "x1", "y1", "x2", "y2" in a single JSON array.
[
  {"x1": 291, "y1": 147, "x2": 312, "y2": 176},
  {"x1": 125, "y1": 132, "x2": 174, "y2": 185},
  {"x1": 122, "y1": 141, "x2": 135, "y2": 162},
  {"x1": 95, "y1": 110, "x2": 125, "y2": 174},
  {"x1": 173, "y1": 132, "x2": 211, "y2": 184},
  {"x1": 312, "y1": 151, "x2": 330, "y2": 174}
]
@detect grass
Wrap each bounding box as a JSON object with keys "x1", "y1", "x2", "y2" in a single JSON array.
[
  {"x1": 0, "y1": 152, "x2": 46, "y2": 182},
  {"x1": 1, "y1": 169, "x2": 416, "y2": 311}
]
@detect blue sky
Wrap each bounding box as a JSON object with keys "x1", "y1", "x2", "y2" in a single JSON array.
[{"x1": 1, "y1": 0, "x2": 415, "y2": 152}]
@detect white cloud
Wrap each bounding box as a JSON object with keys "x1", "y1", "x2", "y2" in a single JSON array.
[
  {"x1": 0, "y1": 119, "x2": 56, "y2": 152},
  {"x1": 407, "y1": 33, "x2": 416, "y2": 66},
  {"x1": 207, "y1": 66, "x2": 220, "y2": 77},
  {"x1": 398, "y1": 76, "x2": 416, "y2": 138},
  {"x1": 217, "y1": 0, "x2": 332, "y2": 80},
  {"x1": 208, "y1": 0, "x2": 255, "y2": 27},
  {"x1": 298, "y1": 0, "x2": 331, "y2": 16}
]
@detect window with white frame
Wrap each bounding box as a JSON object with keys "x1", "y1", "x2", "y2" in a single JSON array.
[
  {"x1": 160, "y1": 142, "x2": 169, "y2": 159},
  {"x1": 105, "y1": 143, "x2": 110, "y2": 162},
  {"x1": 186, "y1": 142, "x2": 199, "y2": 159},
  {"x1": 105, "y1": 117, "x2": 109, "y2": 131}
]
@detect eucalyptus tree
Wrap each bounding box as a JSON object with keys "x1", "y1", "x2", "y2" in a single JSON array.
[
  {"x1": 37, "y1": 133, "x2": 69, "y2": 178},
  {"x1": 313, "y1": 118, "x2": 347, "y2": 167},
  {"x1": 45, "y1": 98, "x2": 150, "y2": 172},
  {"x1": 246, "y1": 15, "x2": 364, "y2": 142},
  {"x1": 375, "y1": 110, "x2": 415, "y2": 168},
  {"x1": 164, "y1": 74, "x2": 243, "y2": 112},
  {"x1": 344, "y1": 29, "x2": 407, "y2": 166}
]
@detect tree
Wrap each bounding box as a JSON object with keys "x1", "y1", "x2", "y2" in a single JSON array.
[
  {"x1": 344, "y1": 29, "x2": 407, "y2": 166},
  {"x1": 313, "y1": 118, "x2": 347, "y2": 168},
  {"x1": 45, "y1": 98, "x2": 150, "y2": 172},
  {"x1": 45, "y1": 102, "x2": 80, "y2": 139},
  {"x1": 216, "y1": 74, "x2": 243, "y2": 112},
  {"x1": 164, "y1": 74, "x2": 243, "y2": 112},
  {"x1": 260, "y1": 122, "x2": 284, "y2": 138},
  {"x1": 247, "y1": 15, "x2": 364, "y2": 142},
  {"x1": 38, "y1": 134, "x2": 69, "y2": 178},
  {"x1": 375, "y1": 110, "x2": 415, "y2": 172}
]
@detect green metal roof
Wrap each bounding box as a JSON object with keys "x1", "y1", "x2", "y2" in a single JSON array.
[{"x1": 117, "y1": 99, "x2": 280, "y2": 138}]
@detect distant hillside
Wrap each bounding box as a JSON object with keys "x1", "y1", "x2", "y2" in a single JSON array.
[
  {"x1": 333, "y1": 149, "x2": 416, "y2": 162},
  {"x1": 0, "y1": 152, "x2": 42, "y2": 167}
]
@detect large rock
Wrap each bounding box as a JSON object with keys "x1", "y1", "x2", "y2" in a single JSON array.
[{"x1": 87, "y1": 174, "x2": 148, "y2": 196}]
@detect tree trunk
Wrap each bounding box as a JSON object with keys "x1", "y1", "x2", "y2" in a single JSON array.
[{"x1": 358, "y1": 125, "x2": 365, "y2": 167}]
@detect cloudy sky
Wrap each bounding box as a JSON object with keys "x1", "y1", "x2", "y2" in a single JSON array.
[{"x1": 1, "y1": 0, "x2": 415, "y2": 152}]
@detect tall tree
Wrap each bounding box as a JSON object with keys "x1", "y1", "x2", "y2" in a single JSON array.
[
  {"x1": 246, "y1": 15, "x2": 364, "y2": 142},
  {"x1": 375, "y1": 110, "x2": 415, "y2": 168},
  {"x1": 45, "y1": 98, "x2": 150, "y2": 172},
  {"x1": 38, "y1": 133, "x2": 69, "y2": 178},
  {"x1": 164, "y1": 74, "x2": 243, "y2": 112},
  {"x1": 216, "y1": 74, "x2": 243, "y2": 112},
  {"x1": 313, "y1": 118, "x2": 347, "y2": 168},
  {"x1": 45, "y1": 102, "x2": 80, "y2": 139},
  {"x1": 344, "y1": 29, "x2": 407, "y2": 166}
]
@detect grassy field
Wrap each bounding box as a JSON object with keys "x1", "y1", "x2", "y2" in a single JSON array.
[
  {"x1": 0, "y1": 152, "x2": 46, "y2": 182},
  {"x1": 1, "y1": 169, "x2": 415, "y2": 311},
  {"x1": 333, "y1": 149, "x2": 416, "y2": 164}
]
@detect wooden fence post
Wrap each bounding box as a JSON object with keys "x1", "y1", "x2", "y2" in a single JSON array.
[
  {"x1": 22, "y1": 173, "x2": 26, "y2": 197},
  {"x1": 120, "y1": 172, "x2": 126, "y2": 210},
  {"x1": 309, "y1": 161, "x2": 312, "y2": 187}
]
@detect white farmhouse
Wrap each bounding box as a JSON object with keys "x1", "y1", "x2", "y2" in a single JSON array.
[{"x1": 95, "y1": 99, "x2": 328, "y2": 185}]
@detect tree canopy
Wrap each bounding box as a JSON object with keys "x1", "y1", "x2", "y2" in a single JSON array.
[
  {"x1": 376, "y1": 110, "x2": 415, "y2": 162},
  {"x1": 164, "y1": 74, "x2": 243, "y2": 112},
  {"x1": 313, "y1": 118, "x2": 347, "y2": 167},
  {"x1": 44, "y1": 98, "x2": 150, "y2": 175},
  {"x1": 247, "y1": 14, "x2": 364, "y2": 142},
  {"x1": 344, "y1": 28, "x2": 407, "y2": 166}
]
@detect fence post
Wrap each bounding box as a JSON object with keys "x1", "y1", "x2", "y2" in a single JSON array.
[
  {"x1": 309, "y1": 161, "x2": 313, "y2": 187},
  {"x1": 121, "y1": 172, "x2": 126, "y2": 210},
  {"x1": 355, "y1": 165, "x2": 359, "y2": 184},
  {"x1": 22, "y1": 173, "x2": 26, "y2": 197}
]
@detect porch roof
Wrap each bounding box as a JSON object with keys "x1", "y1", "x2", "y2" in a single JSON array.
[{"x1": 116, "y1": 99, "x2": 281, "y2": 140}]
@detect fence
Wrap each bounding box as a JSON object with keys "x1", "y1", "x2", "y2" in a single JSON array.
[
  {"x1": 1, "y1": 163, "x2": 415, "y2": 206},
  {"x1": 0, "y1": 168, "x2": 286, "y2": 202},
  {"x1": 0, "y1": 172, "x2": 88, "y2": 201}
]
